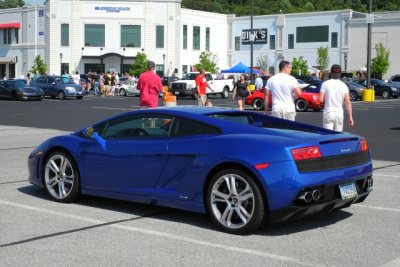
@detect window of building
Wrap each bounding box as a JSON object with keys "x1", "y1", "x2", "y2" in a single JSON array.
[
  {"x1": 296, "y1": 26, "x2": 329, "y2": 43},
  {"x1": 121, "y1": 25, "x2": 141, "y2": 47},
  {"x1": 331, "y1": 32, "x2": 338, "y2": 48},
  {"x1": 288, "y1": 34, "x2": 294, "y2": 49},
  {"x1": 84, "y1": 24, "x2": 105, "y2": 47},
  {"x1": 183, "y1": 25, "x2": 187, "y2": 50},
  {"x1": 193, "y1": 26, "x2": 200, "y2": 50},
  {"x1": 61, "y1": 24, "x2": 69, "y2": 47},
  {"x1": 156, "y1": 25, "x2": 164, "y2": 48},
  {"x1": 235, "y1": 36, "x2": 240, "y2": 51},
  {"x1": 3, "y1": 28, "x2": 14, "y2": 44},
  {"x1": 14, "y1": 28, "x2": 19, "y2": 44},
  {"x1": 269, "y1": 35, "x2": 275, "y2": 49},
  {"x1": 155, "y1": 64, "x2": 164, "y2": 77},
  {"x1": 205, "y1": 27, "x2": 210, "y2": 51}
]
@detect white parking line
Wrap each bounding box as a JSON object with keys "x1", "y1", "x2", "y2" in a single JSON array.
[
  {"x1": 373, "y1": 174, "x2": 400, "y2": 178},
  {"x1": 0, "y1": 199, "x2": 320, "y2": 267}
]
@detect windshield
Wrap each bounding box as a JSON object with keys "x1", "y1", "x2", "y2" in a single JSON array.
[
  {"x1": 57, "y1": 77, "x2": 75, "y2": 84},
  {"x1": 373, "y1": 79, "x2": 387, "y2": 86},
  {"x1": 4, "y1": 81, "x2": 26, "y2": 89},
  {"x1": 181, "y1": 73, "x2": 198, "y2": 80}
]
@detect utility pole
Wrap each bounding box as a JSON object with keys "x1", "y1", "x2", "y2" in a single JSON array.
[
  {"x1": 250, "y1": 0, "x2": 254, "y2": 84},
  {"x1": 366, "y1": 0, "x2": 372, "y2": 88}
]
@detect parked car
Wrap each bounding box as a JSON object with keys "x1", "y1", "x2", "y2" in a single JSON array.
[
  {"x1": 117, "y1": 79, "x2": 139, "y2": 96},
  {"x1": 296, "y1": 75, "x2": 322, "y2": 84},
  {"x1": 297, "y1": 79, "x2": 310, "y2": 89},
  {"x1": 30, "y1": 76, "x2": 85, "y2": 99},
  {"x1": 343, "y1": 80, "x2": 365, "y2": 101},
  {"x1": 0, "y1": 80, "x2": 43, "y2": 101},
  {"x1": 245, "y1": 82, "x2": 323, "y2": 112},
  {"x1": 162, "y1": 76, "x2": 179, "y2": 89},
  {"x1": 170, "y1": 72, "x2": 233, "y2": 99},
  {"x1": 357, "y1": 79, "x2": 399, "y2": 99},
  {"x1": 388, "y1": 74, "x2": 400, "y2": 88},
  {"x1": 28, "y1": 106, "x2": 373, "y2": 234}
]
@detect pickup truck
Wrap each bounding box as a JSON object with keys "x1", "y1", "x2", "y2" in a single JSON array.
[{"x1": 169, "y1": 72, "x2": 233, "y2": 99}]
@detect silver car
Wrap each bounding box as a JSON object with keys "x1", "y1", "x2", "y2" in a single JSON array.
[{"x1": 117, "y1": 80, "x2": 139, "y2": 96}]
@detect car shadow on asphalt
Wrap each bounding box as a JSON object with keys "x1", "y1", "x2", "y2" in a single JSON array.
[{"x1": 18, "y1": 185, "x2": 353, "y2": 236}]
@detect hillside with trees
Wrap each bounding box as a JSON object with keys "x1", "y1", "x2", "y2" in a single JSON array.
[{"x1": 182, "y1": 0, "x2": 400, "y2": 16}]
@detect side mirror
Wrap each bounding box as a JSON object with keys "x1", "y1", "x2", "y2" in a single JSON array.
[{"x1": 83, "y1": 127, "x2": 95, "y2": 138}]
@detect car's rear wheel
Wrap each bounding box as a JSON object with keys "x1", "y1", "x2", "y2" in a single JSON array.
[
  {"x1": 295, "y1": 99, "x2": 308, "y2": 112},
  {"x1": 43, "y1": 151, "x2": 80, "y2": 203},
  {"x1": 221, "y1": 87, "x2": 229, "y2": 99},
  {"x1": 381, "y1": 89, "x2": 390, "y2": 99},
  {"x1": 58, "y1": 91, "x2": 66, "y2": 100},
  {"x1": 349, "y1": 90, "x2": 359, "y2": 101},
  {"x1": 76, "y1": 96, "x2": 83, "y2": 100},
  {"x1": 119, "y1": 88, "x2": 127, "y2": 96},
  {"x1": 11, "y1": 91, "x2": 18, "y2": 100},
  {"x1": 252, "y1": 98, "x2": 264, "y2": 111},
  {"x1": 206, "y1": 168, "x2": 265, "y2": 234}
]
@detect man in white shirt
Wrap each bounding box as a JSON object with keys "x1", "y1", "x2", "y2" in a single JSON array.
[
  {"x1": 318, "y1": 64, "x2": 354, "y2": 131},
  {"x1": 264, "y1": 61, "x2": 301, "y2": 121},
  {"x1": 254, "y1": 74, "x2": 263, "y2": 90}
]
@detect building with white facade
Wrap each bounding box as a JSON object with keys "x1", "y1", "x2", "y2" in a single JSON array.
[{"x1": 0, "y1": 1, "x2": 399, "y2": 79}]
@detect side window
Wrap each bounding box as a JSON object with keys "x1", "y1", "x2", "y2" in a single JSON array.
[
  {"x1": 393, "y1": 76, "x2": 400, "y2": 82},
  {"x1": 48, "y1": 77, "x2": 55, "y2": 84},
  {"x1": 171, "y1": 117, "x2": 220, "y2": 137},
  {"x1": 37, "y1": 77, "x2": 46, "y2": 83},
  {"x1": 96, "y1": 114, "x2": 173, "y2": 140},
  {"x1": 205, "y1": 73, "x2": 213, "y2": 81}
]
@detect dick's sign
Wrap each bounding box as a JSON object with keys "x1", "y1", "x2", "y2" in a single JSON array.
[{"x1": 241, "y1": 28, "x2": 268, "y2": 45}]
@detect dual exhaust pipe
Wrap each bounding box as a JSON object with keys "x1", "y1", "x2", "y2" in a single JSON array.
[{"x1": 298, "y1": 190, "x2": 321, "y2": 203}]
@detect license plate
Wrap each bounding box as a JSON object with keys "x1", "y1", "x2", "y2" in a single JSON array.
[
  {"x1": 339, "y1": 182, "x2": 358, "y2": 200},
  {"x1": 175, "y1": 91, "x2": 180, "y2": 95}
]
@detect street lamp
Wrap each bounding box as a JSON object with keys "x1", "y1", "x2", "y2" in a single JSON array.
[
  {"x1": 250, "y1": 0, "x2": 254, "y2": 84},
  {"x1": 162, "y1": 53, "x2": 166, "y2": 77},
  {"x1": 366, "y1": 0, "x2": 372, "y2": 88},
  {"x1": 60, "y1": 53, "x2": 63, "y2": 74},
  {"x1": 344, "y1": 54, "x2": 348, "y2": 71}
]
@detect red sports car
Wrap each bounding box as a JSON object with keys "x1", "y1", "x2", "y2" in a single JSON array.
[{"x1": 245, "y1": 83, "x2": 324, "y2": 112}]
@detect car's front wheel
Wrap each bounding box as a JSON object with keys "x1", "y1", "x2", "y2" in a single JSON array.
[
  {"x1": 221, "y1": 87, "x2": 229, "y2": 99},
  {"x1": 381, "y1": 89, "x2": 390, "y2": 99},
  {"x1": 58, "y1": 91, "x2": 66, "y2": 100},
  {"x1": 119, "y1": 88, "x2": 127, "y2": 96},
  {"x1": 206, "y1": 168, "x2": 265, "y2": 234},
  {"x1": 252, "y1": 98, "x2": 264, "y2": 111},
  {"x1": 43, "y1": 151, "x2": 80, "y2": 203},
  {"x1": 349, "y1": 90, "x2": 359, "y2": 101},
  {"x1": 295, "y1": 99, "x2": 308, "y2": 112}
]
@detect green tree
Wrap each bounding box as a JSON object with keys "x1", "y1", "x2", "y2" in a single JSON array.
[
  {"x1": 317, "y1": 46, "x2": 329, "y2": 71},
  {"x1": 129, "y1": 52, "x2": 148, "y2": 77},
  {"x1": 291, "y1": 56, "x2": 308, "y2": 76},
  {"x1": 195, "y1": 51, "x2": 219, "y2": 74},
  {"x1": 256, "y1": 54, "x2": 270, "y2": 73},
  {"x1": 0, "y1": 0, "x2": 25, "y2": 9},
  {"x1": 30, "y1": 55, "x2": 47, "y2": 75},
  {"x1": 371, "y1": 43, "x2": 390, "y2": 79}
]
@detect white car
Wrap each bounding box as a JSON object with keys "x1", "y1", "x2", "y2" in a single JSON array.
[{"x1": 117, "y1": 80, "x2": 139, "y2": 96}]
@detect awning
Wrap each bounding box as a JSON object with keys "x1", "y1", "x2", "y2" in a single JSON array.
[
  {"x1": 0, "y1": 23, "x2": 20, "y2": 29},
  {"x1": 0, "y1": 56, "x2": 16, "y2": 63}
]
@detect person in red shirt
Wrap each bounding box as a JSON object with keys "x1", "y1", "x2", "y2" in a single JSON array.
[
  {"x1": 195, "y1": 68, "x2": 213, "y2": 106},
  {"x1": 137, "y1": 61, "x2": 163, "y2": 108}
]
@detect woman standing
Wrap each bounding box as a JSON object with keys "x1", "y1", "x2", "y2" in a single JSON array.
[{"x1": 233, "y1": 74, "x2": 251, "y2": 110}]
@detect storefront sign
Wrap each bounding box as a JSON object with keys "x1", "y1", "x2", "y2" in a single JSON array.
[
  {"x1": 94, "y1": 6, "x2": 130, "y2": 13},
  {"x1": 241, "y1": 28, "x2": 268, "y2": 45}
]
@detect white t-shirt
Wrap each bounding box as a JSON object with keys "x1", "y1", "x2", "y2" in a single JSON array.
[
  {"x1": 255, "y1": 77, "x2": 263, "y2": 89},
  {"x1": 266, "y1": 73, "x2": 299, "y2": 110},
  {"x1": 320, "y1": 79, "x2": 349, "y2": 113}
]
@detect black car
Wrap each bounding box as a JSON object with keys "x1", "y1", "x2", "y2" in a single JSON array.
[
  {"x1": 30, "y1": 75, "x2": 85, "y2": 99},
  {"x1": 0, "y1": 80, "x2": 43, "y2": 101},
  {"x1": 357, "y1": 79, "x2": 399, "y2": 99},
  {"x1": 296, "y1": 75, "x2": 322, "y2": 84},
  {"x1": 162, "y1": 76, "x2": 179, "y2": 88}
]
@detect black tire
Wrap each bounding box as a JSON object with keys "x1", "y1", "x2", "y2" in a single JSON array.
[
  {"x1": 206, "y1": 168, "x2": 265, "y2": 235},
  {"x1": 295, "y1": 99, "x2": 308, "y2": 112},
  {"x1": 11, "y1": 91, "x2": 18, "y2": 101},
  {"x1": 252, "y1": 98, "x2": 264, "y2": 111},
  {"x1": 76, "y1": 96, "x2": 83, "y2": 100},
  {"x1": 119, "y1": 88, "x2": 127, "y2": 96},
  {"x1": 221, "y1": 87, "x2": 229, "y2": 99},
  {"x1": 349, "y1": 90, "x2": 359, "y2": 101},
  {"x1": 43, "y1": 151, "x2": 80, "y2": 203},
  {"x1": 393, "y1": 95, "x2": 399, "y2": 99},
  {"x1": 58, "y1": 91, "x2": 66, "y2": 100},
  {"x1": 381, "y1": 89, "x2": 390, "y2": 99}
]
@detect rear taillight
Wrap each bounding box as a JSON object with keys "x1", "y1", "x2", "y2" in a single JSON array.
[
  {"x1": 291, "y1": 146, "x2": 322, "y2": 161},
  {"x1": 360, "y1": 139, "x2": 368, "y2": 151}
]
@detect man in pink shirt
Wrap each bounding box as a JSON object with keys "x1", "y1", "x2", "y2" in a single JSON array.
[{"x1": 137, "y1": 61, "x2": 163, "y2": 108}]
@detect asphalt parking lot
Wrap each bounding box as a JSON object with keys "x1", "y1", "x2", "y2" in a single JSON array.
[{"x1": 0, "y1": 96, "x2": 399, "y2": 266}]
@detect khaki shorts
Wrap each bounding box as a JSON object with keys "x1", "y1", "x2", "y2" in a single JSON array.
[
  {"x1": 197, "y1": 94, "x2": 207, "y2": 106},
  {"x1": 271, "y1": 109, "x2": 296, "y2": 121}
]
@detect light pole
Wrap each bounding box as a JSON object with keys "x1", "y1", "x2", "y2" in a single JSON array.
[
  {"x1": 366, "y1": 0, "x2": 372, "y2": 88},
  {"x1": 250, "y1": 0, "x2": 254, "y2": 84},
  {"x1": 162, "y1": 53, "x2": 166, "y2": 77}
]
